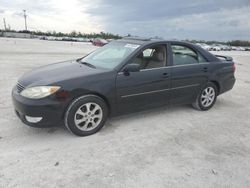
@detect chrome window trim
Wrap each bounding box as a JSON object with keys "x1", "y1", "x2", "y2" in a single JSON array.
[
  {"x1": 121, "y1": 84, "x2": 200, "y2": 98},
  {"x1": 170, "y1": 62, "x2": 210, "y2": 68},
  {"x1": 117, "y1": 62, "x2": 210, "y2": 75}
]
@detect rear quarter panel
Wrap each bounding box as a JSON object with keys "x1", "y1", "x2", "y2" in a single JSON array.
[{"x1": 209, "y1": 60, "x2": 235, "y2": 94}]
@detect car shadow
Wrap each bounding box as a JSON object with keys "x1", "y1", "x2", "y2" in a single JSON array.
[
  {"x1": 25, "y1": 104, "x2": 192, "y2": 138},
  {"x1": 100, "y1": 104, "x2": 193, "y2": 135},
  {"x1": 23, "y1": 125, "x2": 72, "y2": 137}
]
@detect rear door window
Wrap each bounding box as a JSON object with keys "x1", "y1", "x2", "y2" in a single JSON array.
[{"x1": 171, "y1": 45, "x2": 208, "y2": 65}]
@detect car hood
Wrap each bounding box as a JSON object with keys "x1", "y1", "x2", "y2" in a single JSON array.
[{"x1": 18, "y1": 60, "x2": 108, "y2": 87}]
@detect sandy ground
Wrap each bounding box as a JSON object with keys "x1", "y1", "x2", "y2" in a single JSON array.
[{"x1": 0, "y1": 37, "x2": 250, "y2": 188}]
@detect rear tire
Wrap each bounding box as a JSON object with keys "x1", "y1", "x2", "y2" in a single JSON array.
[
  {"x1": 192, "y1": 82, "x2": 218, "y2": 111},
  {"x1": 64, "y1": 95, "x2": 108, "y2": 136}
]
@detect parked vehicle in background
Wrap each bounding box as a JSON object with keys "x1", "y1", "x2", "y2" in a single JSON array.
[
  {"x1": 76, "y1": 38, "x2": 90, "y2": 42},
  {"x1": 211, "y1": 45, "x2": 222, "y2": 51},
  {"x1": 245, "y1": 47, "x2": 250, "y2": 51},
  {"x1": 231, "y1": 46, "x2": 238, "y2": 51},
  {"x1": 38, "y1": 36, "x2": 48, "y2": 40},
  {"x1": 231, "y1": 46, "x2": 246, "y2": 51},
  {"x1": 62, "y1": 37, "x2": 77, "y2": 42},
  {"x1": 220, "y1": 45, "x2": 232, "y2": 51},
  {"x1": 92, "y1": 38, "x2": 108, "y2": 46},
  {"x1": 47, "y1": 36, "x2": 57, "y2": 41},
  {"x1": 210, "y1": 44, "x2": 233, "y2": 51},
  {"x1": 238, "y1": 47, "x2": 245, "y2": 51},
  {"x1": 12, "y1": 38, "x2": 236, "y2": 136},
  {"x1": 54, "y1": 37, "x2": 63, "y2": 41}
]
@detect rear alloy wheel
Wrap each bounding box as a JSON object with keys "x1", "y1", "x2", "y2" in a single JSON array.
[
  {"x1": 65, "y1": 95, "x2": 108, "y2": 136},
  {"x1": 192, "y1": 82, "x2": 218, "y2": 111}
]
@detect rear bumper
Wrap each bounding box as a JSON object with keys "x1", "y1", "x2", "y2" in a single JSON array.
[
  {"x1": 219, "y1": 77, "x2": 236, "y2": 95},
  {"x1": 12, "y1": 88, "x2": 65, "y2": 128}
]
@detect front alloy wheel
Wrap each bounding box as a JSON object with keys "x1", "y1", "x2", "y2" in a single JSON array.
[
  {"x1": 74, "y1": 102, "x2": 103, "y2": 131},
  {"x1": 192, "y1": 82, "x2": 218, "y2": 111},
  {"x1": 65, "y1": 95, "x2": 108, "y2": 136}
]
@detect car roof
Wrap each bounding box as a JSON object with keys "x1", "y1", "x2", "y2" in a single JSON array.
[{"x1": 117, "y1": 37, "x2": 195, "y2": 46}]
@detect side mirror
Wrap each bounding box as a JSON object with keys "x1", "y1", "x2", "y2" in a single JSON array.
[{"x1": 123, "y1": 64, "x2": 140, "y2": 75}]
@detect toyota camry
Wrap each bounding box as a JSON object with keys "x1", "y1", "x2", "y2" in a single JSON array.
[{"x1": 12, "y1": 37, "x2": 236, "y2": 136}]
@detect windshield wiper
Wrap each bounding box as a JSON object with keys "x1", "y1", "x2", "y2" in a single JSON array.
[{"x1": 80, "y1": 61, "x2": 96, "y2": 68}]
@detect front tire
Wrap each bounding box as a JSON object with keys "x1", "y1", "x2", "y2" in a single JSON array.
[
  {"x1": 192, "y1": 82, "x2": 218, "y2": 111},
  {"x1": 64, "y1": 95, "x2": 108, "y2": 136}
]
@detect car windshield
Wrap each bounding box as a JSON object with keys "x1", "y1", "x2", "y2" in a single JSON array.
[{"x1": 80, "y1": 42, "x2": 140, "y2": 69}]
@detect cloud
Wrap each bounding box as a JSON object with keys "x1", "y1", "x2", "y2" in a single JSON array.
[
  {"x1": 85, "y1": 0, "x2": 249, "y2": 21},
  {"x1": 0, "y1": 0, "x2": 56, "y2": 17},
  {"x1": 84, "y1": 0, "x2": 250, "y2": 40},
  {"x1": 0, "y1": 0, "x2": 249, "y2": 40},
  {"x1": 0, "y1": 0, "x2": 103, "y2": 32}
]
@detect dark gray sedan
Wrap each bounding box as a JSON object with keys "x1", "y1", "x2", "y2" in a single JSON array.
[{"x1": 12, "y1": 37, "x2": 236, "y2": 136}]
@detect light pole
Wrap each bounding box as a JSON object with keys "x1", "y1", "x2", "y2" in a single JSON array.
[
  {"x1": 23, "y1": 10, "x2": 27, "y2": 31},
  {"x1": 3, "y1": 18, "x2": 7, "y2": 30}
]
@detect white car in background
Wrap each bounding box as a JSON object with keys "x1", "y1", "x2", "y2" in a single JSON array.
[
  {"x1": 231, "y1": 46, "x2": 237, "y2": 51},
  {"x1": 211, "y1": 45, "x2": 222, "y2": 51},
  {"x1": 219, "y1": 45, "x2": 231, "y2": 51},
  {"x1": 232, "y1": 46, "x2": 245, "y2": 51},
  {"x1": 245, "y1": 47, "x2": 250, "y2": 51},
  {"x1": 238, "y1": 47, "x2": 245, "y2": 51}
]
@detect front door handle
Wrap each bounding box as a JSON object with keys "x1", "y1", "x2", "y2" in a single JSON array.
[{"x1": 161, "y1": 72, "x2": 169, "y2": 78}]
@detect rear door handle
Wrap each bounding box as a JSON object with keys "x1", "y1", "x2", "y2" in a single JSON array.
[{"x1": 202, "y1": 67, "x2": 208, "y2": 72}]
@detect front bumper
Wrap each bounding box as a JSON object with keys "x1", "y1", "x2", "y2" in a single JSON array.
[{"x1": 12, "y1": 87, "x2": 65, "y2": 128}]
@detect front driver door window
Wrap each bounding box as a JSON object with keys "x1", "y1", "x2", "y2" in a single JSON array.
[{"x1": 132, "y1": 45, "x2": 167, "y2": 70}]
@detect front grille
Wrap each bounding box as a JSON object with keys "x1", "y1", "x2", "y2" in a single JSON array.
[{"x1": 16, "y1": 83, "x2": 25, "y2": 93}]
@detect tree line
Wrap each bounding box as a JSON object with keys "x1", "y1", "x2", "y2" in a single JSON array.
[
  {"x1": 1, "y1": 29, "x2": 249, "y2": 46},
  {"x1": 186, "y1": 39, "x2": 250, "y2": 47},
  {"x1": 0, "y1": 29, "x2": 122, "y2": 39}
]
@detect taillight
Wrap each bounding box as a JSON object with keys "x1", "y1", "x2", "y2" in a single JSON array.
[{"x1": 233, "y1": 63, "x2": 236, "y2": 73}]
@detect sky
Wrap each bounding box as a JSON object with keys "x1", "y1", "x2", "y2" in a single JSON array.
[{"x1": 0, "y1": 0, "x2": 250, "y2": 40}]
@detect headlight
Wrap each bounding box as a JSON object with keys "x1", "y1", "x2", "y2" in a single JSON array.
[{"x1": 20, "y1": 86, "x2": 61, "y2": 99}]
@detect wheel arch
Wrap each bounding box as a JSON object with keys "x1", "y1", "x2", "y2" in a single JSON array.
[
  {"x1": 64, "y1": 90, "x2": 111, "y2": 118},
  {"x1": 210, "y1": 80, "x2": 220, "y2": 94},
  {"x1": 90, "y1": 92, "x2": 111, "y2": 114}
]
